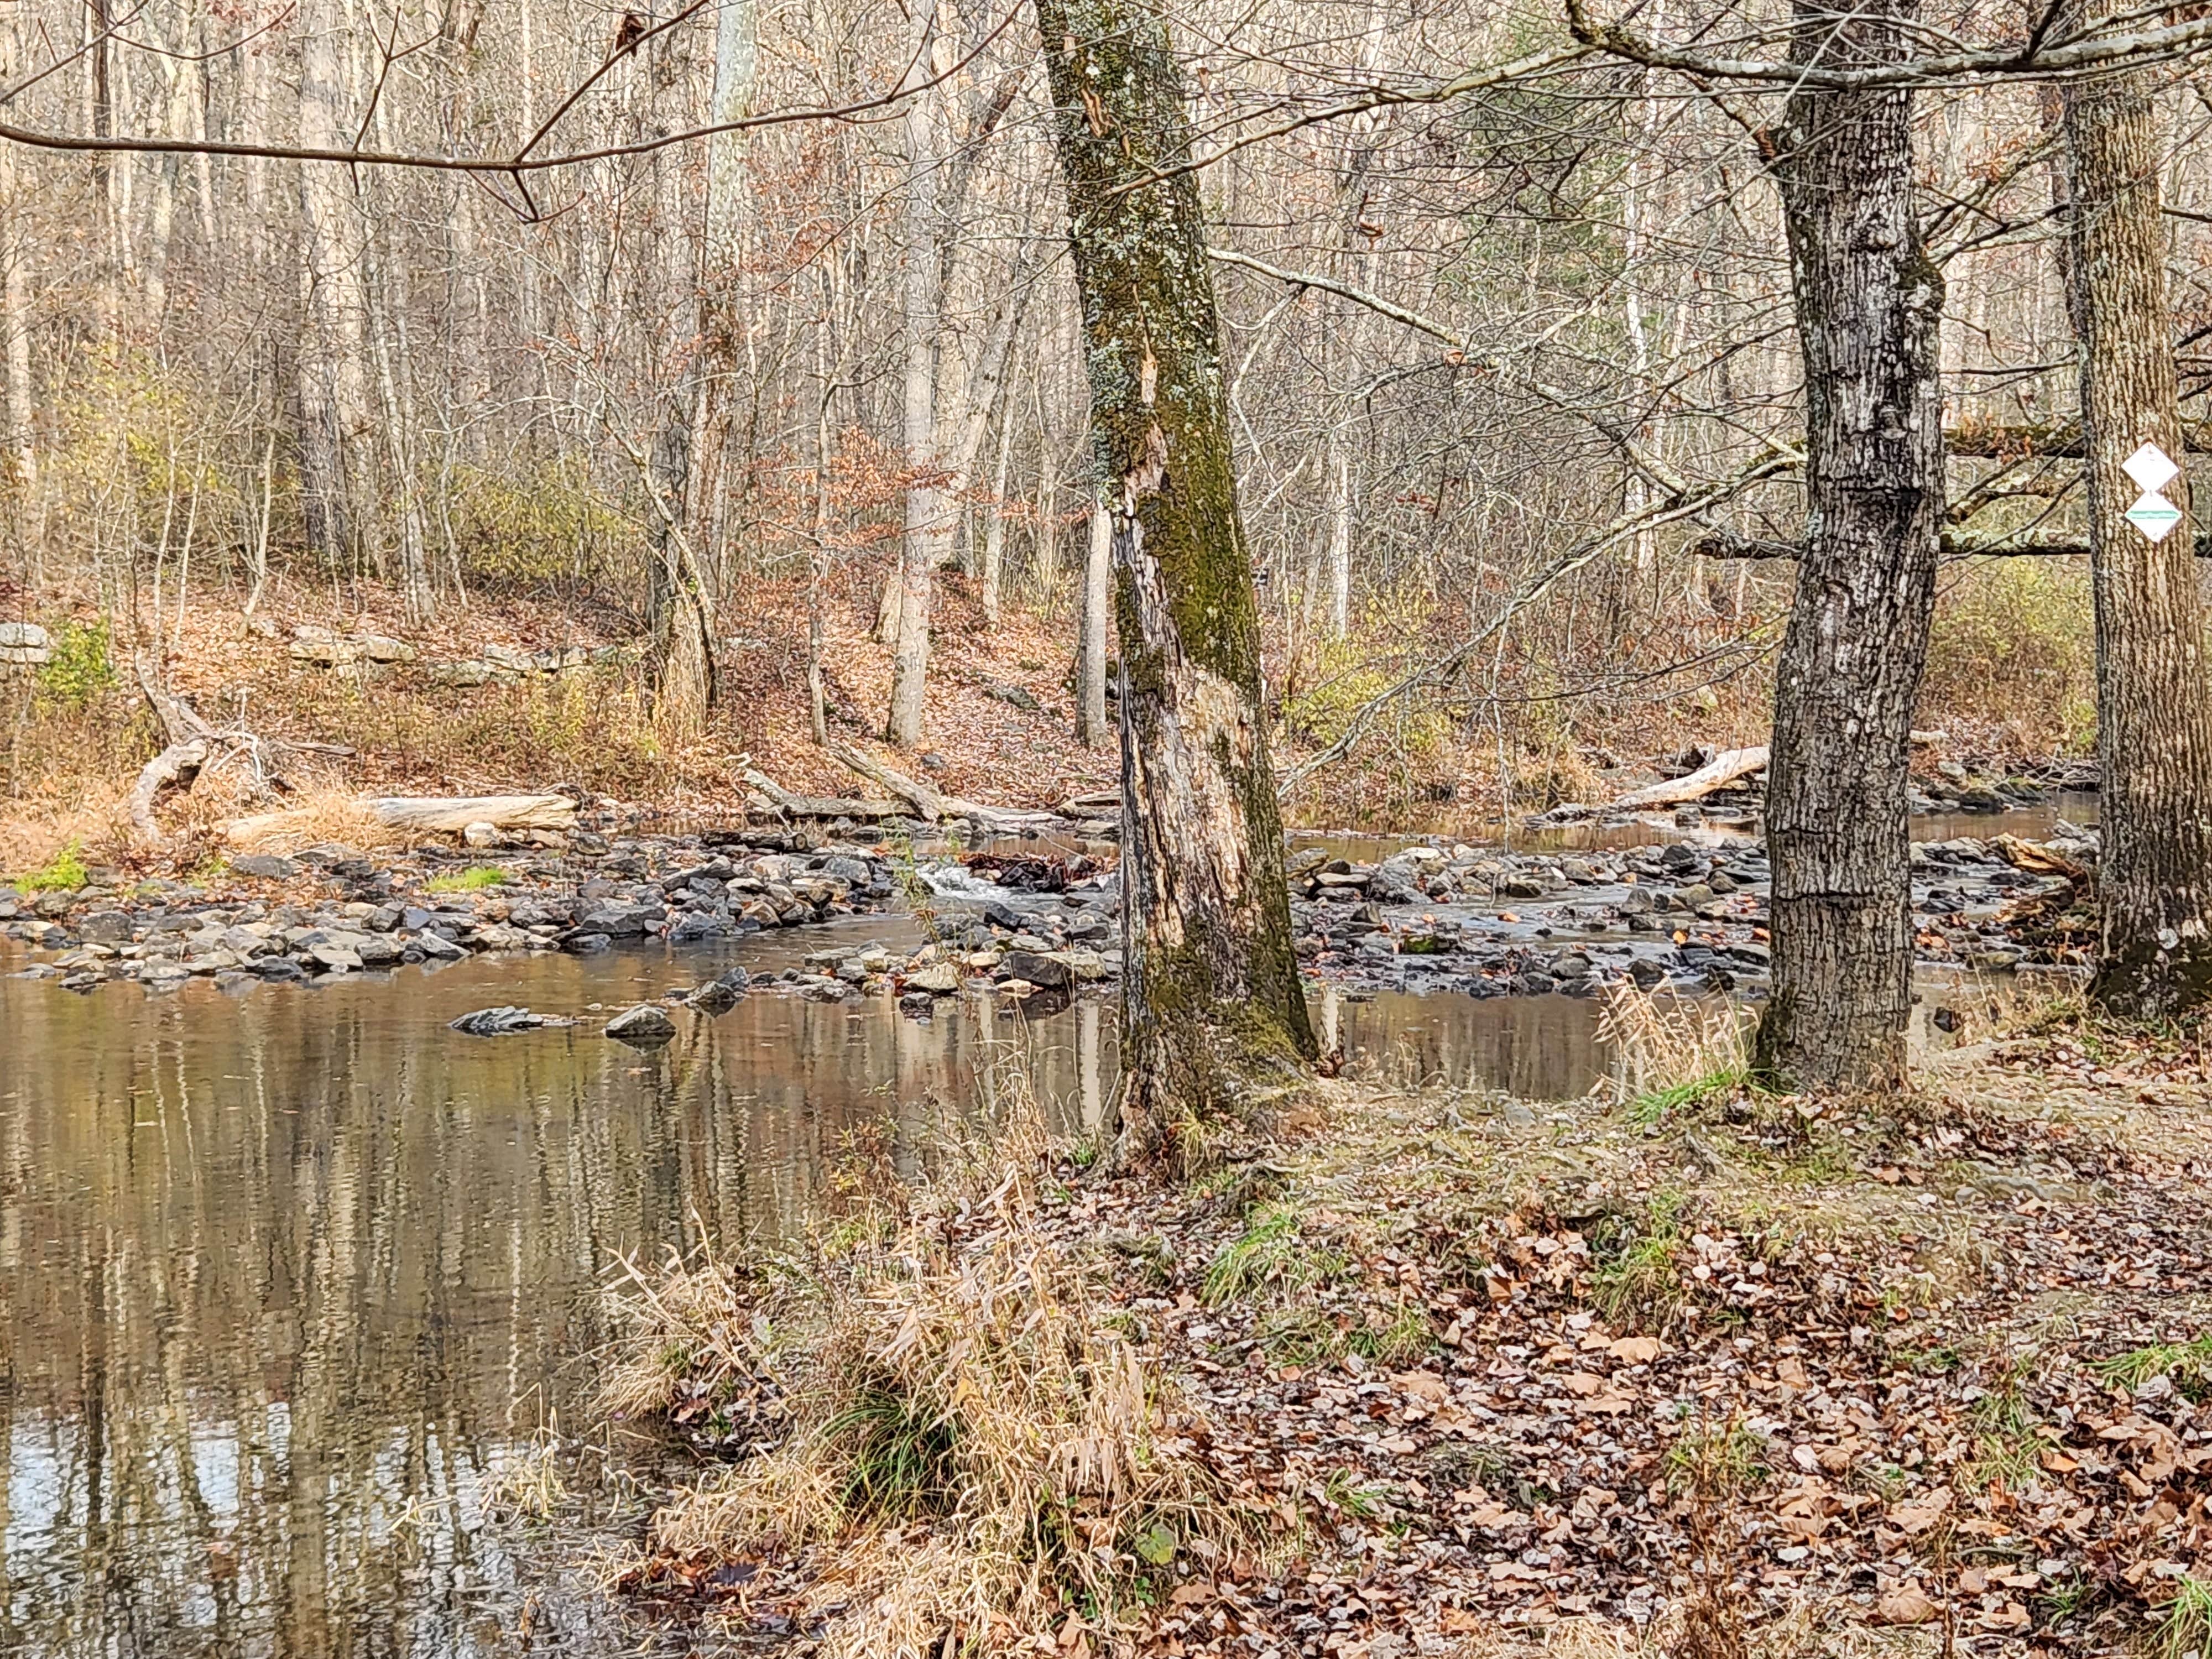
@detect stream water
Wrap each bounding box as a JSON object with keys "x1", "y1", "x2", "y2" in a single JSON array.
[
  {"x1": 1, "y1": 785, "x2": 2092, "y2": 1655},
  {"x1": 1, "y1": 896, "x2": 1662, "y2": 1657}
]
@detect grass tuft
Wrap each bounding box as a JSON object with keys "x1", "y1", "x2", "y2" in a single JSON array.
[
  {"x1": 1202, "y1": 1203, "x2": 1342, "y2": 1306},
  {"x1": 1598, "y1": 983, "x2": 1755, "y2": 1124},
  {"x1": 607, "y1": 1088, "x2": 1240, "y2": 1657},
  {"x1": 427, "y1": 864, "x2": 507, "y2": 893},
  {"x1": 2091, "y1": 1334, "x2": 2212, "y2": 1396},
  {"x1": 2162, "y1": 1575, "x2": 2212, "y2": 1659}
]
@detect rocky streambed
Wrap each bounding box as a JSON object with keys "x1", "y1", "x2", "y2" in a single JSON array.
[
  {"x1": 2, "y1": 794, "x2": 2102, "y2": 1021},
  {"x1": 1284, "y1": 814, "x2": 2101, "y2": 999},
  {"x1": 0, "y1": 821, "x2": 1129, "y2": 1019}
]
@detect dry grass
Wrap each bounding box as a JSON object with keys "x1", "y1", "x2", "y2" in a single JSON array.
[
  {"x1": 216, "y1": 789, "x2": 411, "y2": 855},
  {"x1": 1597, "y1": 982, "x2": 1756, "y2": 1119},
  {"x1": 607, "y1": 1097, "x2": 1238, "y2": 1658}
]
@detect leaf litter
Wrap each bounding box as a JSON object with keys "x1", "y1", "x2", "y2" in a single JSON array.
[{"x1": 603, "y1": 1002, "x2": 2212, "y2": 1658}]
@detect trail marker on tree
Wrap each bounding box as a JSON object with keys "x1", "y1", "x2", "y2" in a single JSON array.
[{"x1": 2123, "y1": 443, "x2": 2183, "y2": 541}]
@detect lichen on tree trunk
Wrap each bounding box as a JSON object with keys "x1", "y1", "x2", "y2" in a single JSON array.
[
  {"x1": 1752, "y1": 0, "x2": 1944, "y2": 1091},
  {"x1": 1035, "y1": 0, "x2": 1314, "y2": 1159},
  {"x1": 2059, "y1": 54, "x2": 2212, "y2": 1016}
]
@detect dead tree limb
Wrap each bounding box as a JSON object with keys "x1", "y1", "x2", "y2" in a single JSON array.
[{"x1": 1611, "y1": 745, "x2": 1770, "y2": 808}]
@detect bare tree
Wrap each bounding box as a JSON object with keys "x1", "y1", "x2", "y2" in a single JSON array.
[
  {"x1": 1750, "y1": 0, "x2": 1944, "y2": 1089},
  {"x1": 1035, "y1": 0, "x2": 1316, "y2": 1157},
  {"x1": 2059, "y1": 43, "x2": 2212, "y2": 1014}
]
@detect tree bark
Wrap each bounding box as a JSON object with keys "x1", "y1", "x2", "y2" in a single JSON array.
[
  {"x1": 295, "y1": 0, "x2": 374, "y2": 567},
  {"x1": 1075, "y1": 492, "x2": 1111, "y2": 745},
  {"x1": 1035, "y1": 0, "x2": 1316, "y2": 1159},
  {"x1": 1752, "y1": 0, "x2": 1944, "y2": 1091},
  {"x1": 885, "y1": 0, "x2": 945, "y2": 747},
  {"x1": 2059, "y1": 56, "x2": 2212, "y2": 1014},
  {"x1": 980, "y1": 412, "x2": 1013, "y2": 623},
  {"x1": 1325, "y1": 435, "x2": 1352, "y2": 638}
]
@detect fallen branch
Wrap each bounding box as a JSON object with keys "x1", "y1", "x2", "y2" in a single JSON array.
[
  {"x1": 819, "y1": 736, "x2": 1067, "y2": 828},
  {"x1": 127, "y1": 739, "x2": 209, "y2": 838},
  {"x1": 1611, "y1": 745, "x2": 1770, "y2": 808},
  {"x1": 361, "y1": 794, "x2": 578, "y2": 832},
  {"x1": 735, "y1": 755, "x2": 904, "y2": 820}
]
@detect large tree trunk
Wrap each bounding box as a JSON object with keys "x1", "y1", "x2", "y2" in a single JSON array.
[
  {"x1": 1752, "y1": 0, "x2": 1944, "y2": 1091},
  {"x1": 1035, "y1": 0, "x2": 1315, "y2": 1159},
  {"x1": 2059, "y1": 59, "x2": 2212, "y2": 1015}
]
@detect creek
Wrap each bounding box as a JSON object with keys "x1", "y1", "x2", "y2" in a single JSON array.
[{"x1": 0, "y1": 792, "x2": 2094, "y2": 1653}]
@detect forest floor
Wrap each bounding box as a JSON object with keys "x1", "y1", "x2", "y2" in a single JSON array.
[
  {"x1": 607, "y1": 995, "x2": 2212, "y2": 1659},
  {"x1": 0, "y1": 571, "x2": 1138, "y2": 869},
  {"x1": 0, "y1": 567, "x2": 1786, "y2": 873}
]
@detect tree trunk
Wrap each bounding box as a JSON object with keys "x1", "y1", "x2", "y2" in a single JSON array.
[
  {"x1": 0, "y1": 1, "x2": 33, "y2": 492},
  {"x1": 1325, "y1": 435, "x2": 1352, "y2": 638},
  {"x1": 1035, "y1": 0, "x2": 1316, "y2": 1159},
  {"x1": 1751, "y1": 0, "x2": 1944, "y2": 1091},
  {"x1": 1075, "y1": 492, "x2": 1111, "y2": 744},
  {"x1": 885, "y1": 2, "x2": 944, "y2": 747},
  {"x1": 980, "y1": 413, "x2": 1013, "y2": 623},
  {"x1": 2059, "y1": 58, "x2": 2212, "y2": 1014},
  {"x1": 295, "y1": 0, "x2": 374, "y2": 567}
]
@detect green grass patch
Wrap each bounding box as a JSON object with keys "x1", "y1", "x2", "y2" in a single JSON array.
[
  {"x1": 426, "y1": 864, "x2": 507, "y2": 893},
  {"x1": 1202, "y1": 1204, "x2": 1343, "y2": 1306},
  {"x1": 1348, "y1": 1301, "x2": 1436, "y2": 1367},
  {"x1": 1628, "y1": 1063, "x2": 1749, "y2": 1126},
  {"x1": 2160, "y1": 1575, "x2": 2212, "y2": 1659},
  {"x1": 826, "y1": 1389, "x2": 959, "y2": 1521},
  {"x1": 13, "y1": 841, "x2": 89, "y2": 894},
  {"x1": 2091, "y1": 1333, "x2": 2212, "y2": 1396},
  {"x1": 1589, "y1": 1190, "x2": 1688, "y2": 1327}
]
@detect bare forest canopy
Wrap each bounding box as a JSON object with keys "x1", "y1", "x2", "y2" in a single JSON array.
[{"x1": 2, "y1": 0, "x2": 2208, "y2": 780}]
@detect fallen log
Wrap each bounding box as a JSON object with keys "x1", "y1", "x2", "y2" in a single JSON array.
[
  {"x1": 127, "y1": 739, "x2": 208, "y2": 837},
  {"x1": 1611, "y1": 745, "x2": 1770, "y2": 809},
  {"x1": 821, "y1": 735, "x2": 953, "y2": 821},
  {"x1": 360, "y1": 794, "x2": 578, "y2": 832},
  {"x1": 818, "y1": 736, "x2": 1067, "y2": 828},
  {"x1": 736, "y1": 756, "x2": 905, "y2": 820}
]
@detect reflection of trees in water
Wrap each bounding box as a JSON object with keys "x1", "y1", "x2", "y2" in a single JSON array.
[
  {"x1": 0, "y1": 958, "x2": 1115, "y2": 1656},
  {"x1": 1334, "y1": 988, "x2": 1609, "y2": 1102}
]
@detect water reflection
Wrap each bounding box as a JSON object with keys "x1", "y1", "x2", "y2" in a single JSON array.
[{"x1": 0, "y1": 941, "x2": 1113, "y2": 1658}]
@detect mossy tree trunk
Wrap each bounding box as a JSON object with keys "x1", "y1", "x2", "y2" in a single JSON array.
[
  {"x1": 1752, "y1": 0, "x2": 1944, "y2": 1090},
  {"x1": 2059, "y1": 56, "x2": 2212, "y2": 1016},
  {"x1": 1035, "y1": 0, "x2": 1315, "y2": 1159}
]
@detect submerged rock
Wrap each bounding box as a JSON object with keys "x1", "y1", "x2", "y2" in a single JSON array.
[
  {"x1": 685, "y1": 968, "x2": 750, "y2": 1014},
  {"x1": 604, "y1": 1003, "x2": 677, "y2": 1044},
  {"x1": 450, "y1": 1005, "x2": 560, "y2": 1036}
]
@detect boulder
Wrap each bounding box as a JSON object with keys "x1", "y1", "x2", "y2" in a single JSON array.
[
  {"x1": 1000, "y1": 950, "x2": 1072, "y2": 990},
  {"x1": 0, "y1": 621, "x2": 52, "y2": 665},
  {"x1": 355, "y1": 634, "x2": 416, "y2": 662},
  {"x1": 289, "y1": 627, "x2": 362, "y2": 666},
  {"x1": 904, "y1": 962, "x2": 960, "y2": 993},
  {"x1": 604, "y1": 1003, "x2": 677, "y2": 1044},
  {"x1": 576, "y1": 900, "x2": 661, "y2": 936},
  {"x1": 450, "y1": 1005, "x2": 558, "y2": 1036},
  {"x1": 686, "y1": 968, "x2": 750, "y2": 1014},
  {"x1": 79, "y1": 910, "x2": 133, "y2": 944}
]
